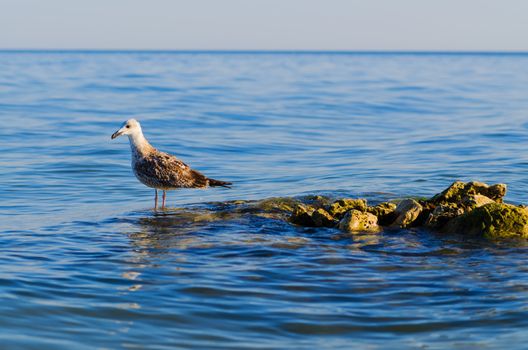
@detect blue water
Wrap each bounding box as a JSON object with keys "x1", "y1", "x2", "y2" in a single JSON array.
[{"x1": 2, "y1": 51, "x2": 528, "y2": 349}]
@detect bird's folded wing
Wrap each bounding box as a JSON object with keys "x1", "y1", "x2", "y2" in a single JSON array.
[{"x1": 136, "y1": 152, "x2": 209, "y2": 188}]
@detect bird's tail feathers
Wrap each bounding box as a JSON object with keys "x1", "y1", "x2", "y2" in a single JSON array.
[{"x1": 208, "y1": 178, "x2": 232, "y2": 188}]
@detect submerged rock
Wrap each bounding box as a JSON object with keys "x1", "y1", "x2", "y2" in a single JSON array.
[
  {"x1": 302, "y1": 195, "x2": 332, "y2": 209},
  {"x1": 445, "y1": 203, "x2": 528, "y2": 239},
  {"x1": 327, "y1": 198, "x2": 367, "y2": 219},
  {"x1": 392, "y1": 199, "x2": 423, "y2": 228},
  {"x1": 338, "y1": 210, "x2": 380, "y2": 233},
  {"x1": 256, "y1": 197, "x2": 301, "y2": 214}
]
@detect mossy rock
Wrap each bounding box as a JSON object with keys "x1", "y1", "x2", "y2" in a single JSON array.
[
  {"x1": 290, "y1": 204, "x2": 316, "y2": 226},
  {"x1": 445, "y1": 203, "x2": 528, "y2": 239},
  {"x1": 256, "y1": 197, "x2": 301, "y2": 214},
  {"x1": 338, "y1": 210, "x2": 380, "y2": 233},
  {"x1": 425, "y1": 203, "x2": 465, "y2": 229},
  {"x1": 301, "y1": 195, "x2": 333, "y2": 209},
  {"x1": 430, "y1": 181, "x2": 506, "y2": 205},
  {"x1": 462, "y1": 194, "x2": 494, "y2": 210},
  {"x1": 392, "y1": 199, "x2": 423, "y2": 228},
  {"x1": 312, "y1": 208, "x2": 337, "y2": 228},
  {"x1": 327, "y1": 198, "x2": 367, "y2": 219},
  {"x1": 367, "y1": 202, "x2": 397, "y2": 226},
  {"x1": 430, "y1": 181, "x2": 466, "y2": 204},
  {"x1": 231, "y1": 200, "x2": 249, "y2": 205}
]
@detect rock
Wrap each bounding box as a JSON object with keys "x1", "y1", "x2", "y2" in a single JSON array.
[
  {"x1": 367, "y1": 202, "x2": 397, "y2": 226},
  {"x1": 338, "y1": 210, "x2": 380, "y2": 233},
  {"x1": 430, "y1": 181, "x2": 507, "y2": 205},
  {"x1": 462, "y1": 194, "x2": 495, "y2": 209},
  {"x1": 473, "y1": 182, "x2": 507, "y2": 203},
  {"x1": 256, "y1": 197, "x2": 301, "y2": 213},
  {"x1": 290, "y1": 204, "x2": 316, "y2": 226},
  {"x1": 429, "y1": 181, "x2": 465, "y2": 204},
  {"x1": 281, "y1": 180, "x2": 522, "y2": 241},
  {"x1": 327, "y1": 198, "x2": 367, "y2": 219},
  {"x1": 301, "y1": 195, "x2": 332, "y2": 209},
  {"x1": 367, "y1": 202, "x2": 397, "y2": 216},
  {"x1": 392, "y1": 199, "x2": 423, "y2": 228},
  {"x1": 444, "y1": 203, "x2": 528, "y2": 239},
  {"x1": 424, "y1": 182, "x2": 503, "y2": 230},
  {"x1": 311, "y1": 208, "x2": 337, "y2": 228},
  {"x1": 425, "y1": 204, "x2": 465, "y2": 229}
]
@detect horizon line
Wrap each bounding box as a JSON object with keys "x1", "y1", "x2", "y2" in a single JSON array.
[{"x1": 1, "y1": 49, "x2": 528, "y2": 55}]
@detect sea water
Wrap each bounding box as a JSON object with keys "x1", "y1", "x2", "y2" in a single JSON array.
[{"x1": 1, "y1": 51, "x2": 528, "y2": 349}]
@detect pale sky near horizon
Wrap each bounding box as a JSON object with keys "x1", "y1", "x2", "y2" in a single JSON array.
[{"x1": 1, "y1": 0, "x2": 527, "y2": 51}]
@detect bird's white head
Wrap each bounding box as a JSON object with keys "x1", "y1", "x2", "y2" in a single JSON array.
[{"x1": 111, "y1": 119, "x2": 142, "y2": 140}]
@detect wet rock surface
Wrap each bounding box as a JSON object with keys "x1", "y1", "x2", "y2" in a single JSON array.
[
  {"x1": 430, "y1": 181, "x2": 506, "y2": 205},
  {"x1": 289, "y1": 204, "x2": 316, "y2": 226},
  {"x1": 312, "y1": 208, "x2": 337, "y2": 228},
  {"x1": 392, "y1": 199, "x2": 423, "y2": 228},
  {"x1": 177, "y1": 181, "x2": 522, "y2": 241},
  {"x1": 327, "y1": 199, "x2": 368, "y2": 219},
  {"x1": 366, "y1": 202, "x2": 397, "y2": 225},
  {"x1": 425, "y1": 204, "x2": 464, "y2": 229},
  {"x1": 444, "y1": 203, "x2": 528, "y2": 239},
  {"x1": 338, "y1": 210, "x2": 380, "y2": 233},
  {"x1": 283, "y1": 180, "x2": 526, "y2": 240}
]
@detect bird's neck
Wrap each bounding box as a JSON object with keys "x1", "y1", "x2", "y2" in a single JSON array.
[{"x1": 128, "y1": 131, "x2": 155, "y2": 157}]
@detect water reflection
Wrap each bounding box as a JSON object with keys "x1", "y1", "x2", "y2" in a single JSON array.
[{"x1": 124, "y1": 200, "x2": 319, "y2": 258}]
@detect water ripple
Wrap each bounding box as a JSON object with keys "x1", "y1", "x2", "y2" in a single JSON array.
[{"x1": 2, "y1": 52, "x2": 528, "y2": 349}]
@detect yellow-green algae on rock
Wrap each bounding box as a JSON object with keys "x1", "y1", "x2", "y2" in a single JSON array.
[
  {"x1": 430, "y1": 181, "x2": 506, "y2": 205},
  {"x1": 445, "y1": 203, "x2": 528, "y2": 240},
  {"x1": 289, "y1": 197, "x2": 394, "y2": 233},
  {"x1": 285, "y1": 180, "x2": 528, "y2": 240},
  {"x1": 255, "y1": 197, "x2": 301, "y2": 213},
  {"x1": 290, "y1": 204, "x2": 316, "y2": 226},
  {"x1": 327, "y1": 198, "x2": 367, "y2": 218},
  {"x1": 338, "y1": 210, "x2": 380, "y2": 233},
  {"x1": 312, "y1": 208, "x2": 337, "y2": 228},
  {"x1": 367, "y1": 202, "x2": 397, "y2": 219},
  {"x1": 178, "y1": 181, "x2": 526, "y2": 240}
]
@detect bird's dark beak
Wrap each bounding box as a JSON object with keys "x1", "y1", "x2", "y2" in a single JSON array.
[{"x1": 111, "y1": 130, "x2": 123, "y2": 140}]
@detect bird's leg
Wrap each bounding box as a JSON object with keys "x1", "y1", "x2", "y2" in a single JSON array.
[
  {"x1": 154, "y1": 189, "x2": 158, "y2": 209},
  {"x1": 162, "y1": 190, "x2": 166, "y2": 208}
]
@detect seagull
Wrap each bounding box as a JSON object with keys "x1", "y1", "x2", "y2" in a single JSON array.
[{"x1": 111, "y1": 119, "x2": 231, "y2": 208}]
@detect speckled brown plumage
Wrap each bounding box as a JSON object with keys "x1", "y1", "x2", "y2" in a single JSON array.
[
  {"x1": 112, "y1": 118, "x2": 231, "y2": 208},
  {"x1": 133, "y1": 149, "x2": 228, "y2": 190}
]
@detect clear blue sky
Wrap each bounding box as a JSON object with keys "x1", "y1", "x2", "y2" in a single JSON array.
[{"x1": 1, "y1": 0, "x2": 527, "y2": 51}]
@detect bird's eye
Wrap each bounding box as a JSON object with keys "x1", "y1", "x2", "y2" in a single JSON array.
[{"x1": 126, "y1": 125, "x2": 130, "y2": 128}]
